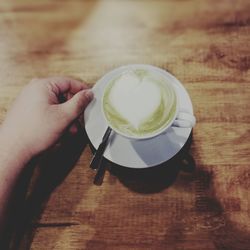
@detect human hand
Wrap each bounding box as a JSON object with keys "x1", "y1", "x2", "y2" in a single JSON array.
[{"x1": 0, "y1": 77, "x2": 93, "y2": 162}]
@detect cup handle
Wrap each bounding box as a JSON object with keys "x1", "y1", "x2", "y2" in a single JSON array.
[{"x1": 172, "y1": 112, "x2": 196, "y2": 128}]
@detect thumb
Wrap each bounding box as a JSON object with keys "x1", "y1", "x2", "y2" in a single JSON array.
[{"x1": 60, "y1": 89, "x2": 93, "y2": 121}]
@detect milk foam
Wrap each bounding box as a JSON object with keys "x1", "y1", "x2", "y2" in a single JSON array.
[
  {"x1": 103, "y1": 69, "x2": 177, "y2": 137},
  {"x1": 109, "y1": 72, "x2": 161, "y2": 129}
]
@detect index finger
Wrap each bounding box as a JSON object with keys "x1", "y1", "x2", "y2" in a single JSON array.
[{"x1": 46, "y1": 76, "x2": 90, "y2": 95}]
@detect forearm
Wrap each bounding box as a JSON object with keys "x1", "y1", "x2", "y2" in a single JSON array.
[
  {"x1": 0, "y1": 127, "x2": 32, "y2": 235},
  {"x1": 0, "y1": 77, "x2": 92, "y2": 238}
]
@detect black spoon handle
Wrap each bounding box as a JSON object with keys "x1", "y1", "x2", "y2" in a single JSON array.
[
  {"x1": 93, "y1": 158, "x2": 107, "y2": 185},
  {"x1": 90, "y1": 127, "x2": 112, "y2": 169}
]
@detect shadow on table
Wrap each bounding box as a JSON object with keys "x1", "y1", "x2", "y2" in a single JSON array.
[
  {"x1": 161, "y1": 167, "x2": 250, "y2": 249},
  {"x1": 2, "y1": 126, "x2": 88, "y2": 250},
  {"x1": 107, "y1": 132, "x2": 195, "y2": 193},
  {"x1": 88, "y1": 139, "x2": 250, "y2": 249}
]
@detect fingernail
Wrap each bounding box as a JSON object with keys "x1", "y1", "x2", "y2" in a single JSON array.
[{"x1": 85, "y1": 90, "x2": 94, "y2": 101}]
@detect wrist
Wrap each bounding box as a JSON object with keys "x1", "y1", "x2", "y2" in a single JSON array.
[{"x1": 0, "y1": 126, "x2": 33, "y2": 170}]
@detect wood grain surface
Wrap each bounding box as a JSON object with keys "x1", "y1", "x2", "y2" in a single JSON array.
[{"x1": 0, "y1": 0, "x2": 250, "y2": 249}]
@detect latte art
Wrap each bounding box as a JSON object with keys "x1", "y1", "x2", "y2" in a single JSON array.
[{"x1": 103, "y1": 69, "x2": 177, "y2": 138}]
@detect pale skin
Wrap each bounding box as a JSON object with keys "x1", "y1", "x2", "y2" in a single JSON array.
[{"x1": 0, "y1": 77, "x2": 93, "y2": 236}]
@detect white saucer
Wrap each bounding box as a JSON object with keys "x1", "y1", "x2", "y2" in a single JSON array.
[{"x1": 84, "y1": 64, "x2": 194, "y2": 169}]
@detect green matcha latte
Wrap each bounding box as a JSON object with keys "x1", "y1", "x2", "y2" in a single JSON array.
[{"x1": 102, "y1": 69, "x2": 177, "y2": 138}]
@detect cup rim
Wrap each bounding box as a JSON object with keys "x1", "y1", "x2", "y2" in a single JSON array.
[{"x1": 100, "y1": 64, "x2": 181, "y2": 140}]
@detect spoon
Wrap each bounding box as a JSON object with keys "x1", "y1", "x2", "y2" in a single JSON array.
[{"x1": 90, "y1": 127, "x2": 112, "y2": 170}]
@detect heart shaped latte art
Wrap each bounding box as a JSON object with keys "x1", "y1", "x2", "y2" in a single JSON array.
[
  {"x1": 103, "y1": 70, "x2": 176, "y2": 137},
  {"x1": 109, "y1": 72, "x2": 161, "y2": 129}
]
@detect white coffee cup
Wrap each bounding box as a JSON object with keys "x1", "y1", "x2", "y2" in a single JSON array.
[{"x1": 101, "y1": 64, "x2": 196, "y2": 140}]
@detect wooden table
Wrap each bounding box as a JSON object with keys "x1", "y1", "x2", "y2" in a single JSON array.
[{"x1": 0, "y1": 0, "x2": 250, "y2": 249}]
